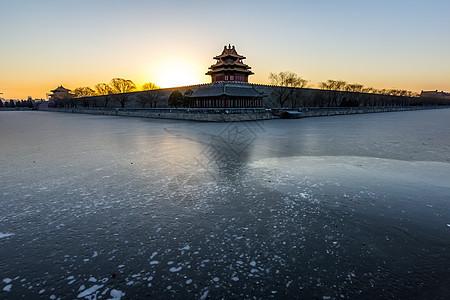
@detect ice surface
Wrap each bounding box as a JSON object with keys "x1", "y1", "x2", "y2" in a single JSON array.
[{"x1": 0, "y1": 110, "x2": 449, "y2": 299}]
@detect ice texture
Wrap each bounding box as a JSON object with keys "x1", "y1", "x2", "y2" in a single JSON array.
[{"x1": 0, "y1": 109, "x2": 449, "y2": 299}]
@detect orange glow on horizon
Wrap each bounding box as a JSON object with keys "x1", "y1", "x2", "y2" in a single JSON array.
[{"x1": 152, "y1": 60, "x2": 205, "y2": 88}]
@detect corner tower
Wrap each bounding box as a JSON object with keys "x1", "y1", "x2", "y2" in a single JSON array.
[{"x1": 206, "y1": 45, "x2": 254, "y2": 83}]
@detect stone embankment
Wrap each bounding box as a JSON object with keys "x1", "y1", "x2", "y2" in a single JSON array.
[
  {"x1": 272, "y1": 106, "x2": 447, "y2": 118},
  {"x1": 39, "y1": 106, "x2": 448, "y2": 122},
  {"x1": 40, "y1": 107, "x2": 273, "y2": 121}
]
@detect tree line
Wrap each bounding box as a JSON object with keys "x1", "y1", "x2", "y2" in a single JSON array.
[
  {"x1": 268, "y1": 72, "x2": 420, "y2": 108},
  {"x1": 0, "y1": 98, "x2": 34, "y2": 108},
  {"x1": 71, "y1": 78, "x2": 160, "y2": 98},
  {"x1": 317, "y1": 79, "x2": 418, "y2": 97},
  {"x1": 53, "y1": 78, "x2": 161, "y2": 108},
  {"x1": 50, "y1": 73, "x2": 433, "y2": 109}
]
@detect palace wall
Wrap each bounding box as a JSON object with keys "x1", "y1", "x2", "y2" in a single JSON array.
[{"x1": 51, "y1": 84, "x2": 448, "y2": 109}]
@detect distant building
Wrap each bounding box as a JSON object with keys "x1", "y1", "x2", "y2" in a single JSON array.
[
  {"x1": 420, "y1": 90, "x2": 450, "y2": 99},
  {"x1": 37, "y1": 101, "x2": 55, "y2": 109},
  {"x1": 189, "y1": 45, "x2": 264, "y2": 108},
  {"x1": 49, "y1": 85, "x2": 74, "y2": 101}
]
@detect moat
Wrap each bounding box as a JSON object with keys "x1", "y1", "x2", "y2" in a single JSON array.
[{"x1": 1, "y1": 109, "x2": 449, "y2": 299}]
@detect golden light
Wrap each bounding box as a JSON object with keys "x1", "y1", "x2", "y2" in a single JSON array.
[{"x1": 155, "y1": 60, "x2": 202, "y2": 88}]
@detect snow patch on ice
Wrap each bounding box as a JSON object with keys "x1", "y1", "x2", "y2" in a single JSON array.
[
  {"x1": 169, "y1": 266, "x2": 182, "y2": 272},
  {"x1": 0, "y1": 233, "x2": 14, "y2": 239},
  {"x1": 77, "y1": 284, "x2": 103, "y2": 298},
  {"x1": 3, "y1": 284, "x2": 12, "y2": 292},
  {"x1": 108, "y1": 289, "x2": 125, "y2": 300},
  {"x1": 200, "y1": 290, "x2": 209, "y2": 300}
]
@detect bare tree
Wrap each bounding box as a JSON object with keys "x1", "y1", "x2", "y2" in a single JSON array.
[
  {"x1": 269, "y1": 71, "x2": 309, "y2": 108},
  {"x1": 110, "y1": 78, "x2": 136, "y2": 94},
  {"x1": 95, "y1": 83, "x2": 112, "y2": 96},
  {"x1": 73, "y1": 87, "x2": 96, "y2": 98},
  {"x1": 318, "y1": 80, "x2": 348, "y2": 106},
  {"x1": 344, "y1": 83, "x2": 364, "y2": 93},
  {"x1": 136, "y1": 90, "x2": 161, "y2": 108},
  {"x1": 109, "y1": 78, "x2": 136, "y2": 108},
  {"x1": 141, "y1": 82, "x2": 160, "y2": 91},
  {"x1": 319, "y1": 80, "x2": 348, "y2": 91}
]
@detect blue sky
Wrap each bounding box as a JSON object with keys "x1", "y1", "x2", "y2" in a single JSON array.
[{"x1": 1, "y1": 0, "x2": 449, "y2": 99}]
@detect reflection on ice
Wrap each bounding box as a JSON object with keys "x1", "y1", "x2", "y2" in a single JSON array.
[{"x1": 250, "y1": 155, "x2": 450, "y2": 189}]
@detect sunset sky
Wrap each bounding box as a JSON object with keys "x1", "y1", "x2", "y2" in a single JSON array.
[{"x1": 1, "y1": 0, "x2": 449, "y2": 99}]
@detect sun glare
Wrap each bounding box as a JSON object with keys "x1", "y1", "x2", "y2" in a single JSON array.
[{"x1": 155, "y1": 61, "x2": 201, "y2": 88}]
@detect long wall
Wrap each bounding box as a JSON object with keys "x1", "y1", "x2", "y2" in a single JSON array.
[
  {"x1": 40, "y1": 106, "x2": 450, "y2": 122},
  {"x1": 51, "y1": 83, "x2": 449, "y2": 109},
  {"x1": 41, "y1": 107, "x2": 273, "y2": 122}
]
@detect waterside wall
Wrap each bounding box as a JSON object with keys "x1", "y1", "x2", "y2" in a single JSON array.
[
  {"x1": 40, "y1": 108, "x2": 273, "y2": 122},
  {"x1": 272, "y1": 106, "x2": 448, "y2": 118},
  {"x1": 39, "y1": 106, "x2": 449, "y2": 122}
]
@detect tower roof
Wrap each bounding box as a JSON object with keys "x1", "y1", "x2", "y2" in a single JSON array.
[
  {"x1": 51, "y1": 85, "x2": 71, "y2": 93},
  {"x1": 213, "y1": 44, "x2": 246, "y2": 60},
  {"x1": 207, "y1": 45, "x2": 254, "y2": 79}
]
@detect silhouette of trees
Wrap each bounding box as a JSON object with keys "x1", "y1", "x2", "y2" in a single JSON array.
[
  {"x1": 95, "y1": 83, "x2": 112, "y2": 96},
  {"x1": 109, "y1": 78, "x2": 136, "y2": 94},
  {"x1": 73, "y1": 87, "x2": 96, "y2": 98},
  {"x1": 109, "y1": 78, "x2": 136, "y2": 108},
  {"x1": 141, "y1": 82, "x2": 160, "y2": 91},
  {"x1": 319, "y1": 80, "x2": 348, "y2": 91},
  {"x1": 136, "y1": 90, "x2": 162, "y2": 108},
  {"x1": 317, "y1": 79, "x2": 419, "y2": 107},
  {"x1": 269, "y1": 72, "x2": 309, "y2": 108},
  {"x1": 168, "y1": 90, "x2": 184, "y2": 108}
]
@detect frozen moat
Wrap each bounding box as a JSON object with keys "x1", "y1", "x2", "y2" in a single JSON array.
[{"x1": 0, "y1": 109, "x2": 449, "y2": 299}]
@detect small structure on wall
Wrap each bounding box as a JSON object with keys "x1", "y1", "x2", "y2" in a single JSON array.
[
  {"x1": 420, "y1": 90, "x2": 450, "y2": 99},
  {"x1": 49, "y1": 86, "x2": 74, "y2": 101},
  {"x1": 189, "y1": 45, "x2": 264, "y2": 108}
]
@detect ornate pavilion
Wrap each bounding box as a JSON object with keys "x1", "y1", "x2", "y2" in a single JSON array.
[
  {"x1": 49, "y1": 86, "x2": 73, "y2": 101},
  {"x1": 189, "y1": 45, "x2": 264, "y2": 108},
  {"x1": 206, "y1": 44, "x2": 254, "y2": 82}
]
